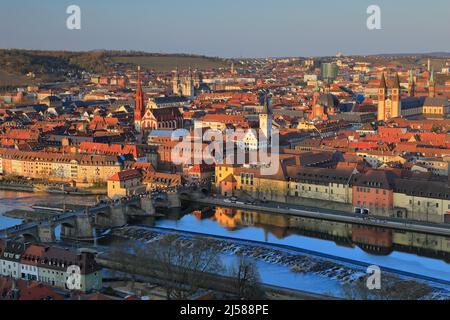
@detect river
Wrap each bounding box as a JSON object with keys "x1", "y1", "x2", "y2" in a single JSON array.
[
  {"x1": 152, "y1": 206, "x2": 450, "y2": 281},
  {"x1": 1, "y1": 191, "x2": 449, "y2": 298}
]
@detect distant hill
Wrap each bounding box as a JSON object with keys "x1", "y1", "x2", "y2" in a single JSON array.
[
  {"x1": 373, "y1": 52, "x2": 450, "y2": 58},
  {"x1": 110, "y1": 54, "x2": 227, "y2": 72},
  {"x1": 0, "y1": 49, "x2": 228, "y2": 88}
]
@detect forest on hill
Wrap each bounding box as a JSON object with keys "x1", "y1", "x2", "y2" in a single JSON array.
[{"x1": 0, "y1": 50, "x2": 226, "y2": 88}]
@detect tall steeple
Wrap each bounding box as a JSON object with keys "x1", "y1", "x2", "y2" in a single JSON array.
[
  {"x1": 312, "y1": 82, "x2": 321, "y2": 106},
  {"x1": 391, "y1": 73, "x2": 401, "y2": 118},
  {"x1": 392, "y1": 73, "x2": 401, "y2": 89},
  {"x1": 134, "y1": 66, "x2": 145, "y2": 132},
  {"x1": 377, "y1": 73, "x2": 387, "y2": 122},
  {"x1": 409, "y1": 70, "x2": 415, "y2": 97},
  {"x1": 259, "y1": 92, "x2": 272, "y2": 148},
  {"x1": 429, "y1": 69, "x2": 436, "y2": 98},
  {"x1": 379, "y1": 72, "x2": 387, "y2": 90}
]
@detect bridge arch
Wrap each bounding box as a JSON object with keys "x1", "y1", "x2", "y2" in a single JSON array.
[
  {"x1": 14, "y1": 233, "x2": 39, "y2": 244},
  {"x1": 53, "y1": 221, "x2": 77, "y2": 241}
]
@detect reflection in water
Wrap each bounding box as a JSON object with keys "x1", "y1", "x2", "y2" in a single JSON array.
[
  {"x1": 165, "y1": 206, "x2": 450, "y2": 264},
  {"x1": 157, "y1": 207, "x2": 450, "y2": 268}
]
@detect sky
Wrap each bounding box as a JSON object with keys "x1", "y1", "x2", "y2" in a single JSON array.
[{"x1": 0, "y1": 0, "x2": 449, "y2": 58}]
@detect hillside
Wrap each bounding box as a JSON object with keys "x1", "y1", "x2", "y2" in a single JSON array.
[
  {"x1": 0, "y1": 50, "x2": 227, "y2": 88},
  {"x1": 111, "y1": 54, "x2": 227, "y2": 72}
]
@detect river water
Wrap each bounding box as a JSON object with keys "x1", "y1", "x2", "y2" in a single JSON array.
[
  {"x1": 1, "y1": 191, "x2": 449, "y2": 297},
  {"x1": 0, "y1": 190, "x2": 98, "y2": 235}
]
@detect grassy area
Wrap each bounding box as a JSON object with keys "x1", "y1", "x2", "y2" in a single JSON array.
[
  {"x1": 0, "y1": 50, "x2": 228, "y2": 88},
  {"x1": 111, "y1": 55, "x2": 227, "y2": 72},
  {"x1": 0, "y1": 70, "x2": 35, "y2": 88}
]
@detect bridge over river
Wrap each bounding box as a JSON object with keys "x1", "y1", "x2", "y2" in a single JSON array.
[{"x1": 0, "y1": 189, "x2": 190, "y2": 243}]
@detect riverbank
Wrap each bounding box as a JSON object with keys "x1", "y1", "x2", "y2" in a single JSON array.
[
  {"x1": 185, "y1": 196, "x2": 450, "y2": 237},
  {"x1": 97, "y1": 255, "x2": 335, "y2": 300},
  {"x1": 0, "y1": 183, "x2": 106, "y2": 196},
  {"x1": 105, "y1": 226, "x2": 450, "y2": 300}
]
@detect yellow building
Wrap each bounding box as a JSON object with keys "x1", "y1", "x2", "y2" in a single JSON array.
[
  {"x1": 287, "y1": 167, "x2": 355, "y2": 204},
  {"x1": 0, "y1": 149, "x2": 122, "y2": 186},
  {"x1": 215, "y1": 162, "x2": 288, "y2": 202},
  {"x1": 107, "y1": 169, "x2": 144, "y2": 200},
  {"x1": 393, "y1": 179, "x2": 450, "y2": 223}
]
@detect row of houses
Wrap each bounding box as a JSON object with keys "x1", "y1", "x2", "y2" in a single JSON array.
[
  {"x1": 0, "y1": 149, "x2": 122, "y2": 186},
  {"x1": 0, "y1": 240, "x2": 102, "y2": 293},
  {"x1": 215, "y1": 161, "x2": 450, "y2": 224}
]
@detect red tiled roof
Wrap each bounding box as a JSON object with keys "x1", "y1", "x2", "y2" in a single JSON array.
[{"x1": 109, "y1": 169, "x2": 142, "y2": 182}]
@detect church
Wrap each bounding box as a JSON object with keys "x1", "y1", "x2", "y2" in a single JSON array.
[
  {"x1": 377, "y1": 71, "x2": 449, "y2": 122},
  {"x1": 134, "y1": 66, "x2": 184, "y2": 133}
]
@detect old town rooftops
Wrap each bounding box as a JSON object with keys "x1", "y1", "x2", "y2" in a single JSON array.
[
  {"x1": 352, "y1": 169, "x2": 397, "y2": 189},
  {"x1": 394, "y1": 178, "x2": 450, "y2": 200},
  {"x1": 288, "y1": 167, "x2": 355, "y2": 184},
  {"x1": 20, "y1": 244, "x2": 46, "y2": 265},
  {"x1": 0, "y1": 149, "x2": 121, "y2": 166},
  {"x1": 109, "y1": 169, "x2": 142, "y2": 182},
  {"x1": 2, "y1": 241, "x2": 26, "y2": 262},
  {"x1": 38, "y1": 247, "x2": 101, "y2": 274}
]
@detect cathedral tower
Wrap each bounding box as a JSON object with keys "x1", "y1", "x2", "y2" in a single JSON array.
[
  {"x1": 429, "y1": 69, "x2": 436, "y2": 98},
  {"x1": 259, "y1": 93, "x2": 273, "y2": 148},
  {"x1": 409, "y1": 70, "x2": 415, "y2": 97},
  {"x1": 134, "y1": 66, "x2": 145, "y2": 132},
  {"x1": 391, "y1": 73, "x2": 401, "y2": 118},
  {"x1": 377, "y1": 73, "x2": 387, "y2": 121}
]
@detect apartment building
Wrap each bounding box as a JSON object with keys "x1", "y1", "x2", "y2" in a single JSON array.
[
  {"x1": 0, "y1": 149, "x2": 122, "y2": 185},
  {"x1": 0, "y1": 241, "x2": 102, "y2": 293}
]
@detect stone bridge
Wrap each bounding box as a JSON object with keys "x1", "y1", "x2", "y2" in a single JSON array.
[
  {"x1": 177, "y1": 186, "x2": 210, "y2": 202},
  {"x1": 0, "y1": 188, "x2": 206, "y2": 243},
  {"x1": 0, "y1": 196, "x2": 161, "y2": 243}
]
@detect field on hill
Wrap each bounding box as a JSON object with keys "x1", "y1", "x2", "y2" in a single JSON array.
[
  {"x1": 0, "y1": 70, "x2": 30, "y2": 87},
  {"x1": 0, "y1": 50, "x2": 228, "y2": 88},
  {"x1": 111, "y1": 55, "x2": 227, "y2": 72}
]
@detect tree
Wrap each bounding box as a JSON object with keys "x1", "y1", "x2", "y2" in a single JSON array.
[
  {"x1": 229, "y1": 255, "x2": 265, "y2": 300},
  {"x1": 141, "y1": 235, "x2": 223, "y2": 300},
  {"x1": 107, "y1": 235, "x2": 224, "y2": 300},
  {"x1": 107, "y1": 241, "x2": 142, "y2": 291},
  {"x1": 431, "y1": 124, "x2": 443, "y2": 134},
  {"x1": 341, "y1": 275, "x2": 433, "y2": 300}
]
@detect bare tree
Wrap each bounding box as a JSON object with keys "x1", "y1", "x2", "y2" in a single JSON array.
[
  {"x1": 107, "y1": 240, "x2": 143, "y2": 290},
  {"x1": 229, "y1": 255, "x2": 265, "y2": 300},
  {"x1": 342, "y1": 276, "x2": 433, "y2": 300},
  {"x1": 136, "y1": 234, "x2": 223, "y2": 300}
]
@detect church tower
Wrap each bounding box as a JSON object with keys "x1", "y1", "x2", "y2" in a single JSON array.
[
  {"x1": 429, "y1": 69, "x2": 436, "y2": 98},
  {"x1": 409, "y1": 70, "x2": 415, "y2": 97},
  {"x1": 391, "y1": 73, "x2": 401, "y2": 118},
  {"x1": 312, "y1": 83, "x2": 321, "y2": 106},
  {"x1": 134, "y1": 66, "x2": 145, "y2": 133},
  {"x1": 377, "y1": 73, "x2": 387, "y2": 121},
  {"x1": 172, "y1": 69, "x2": 180, "y2": 96},
  {"x1": 259, "y1": 93, "x2": 272, "y2": 148}
]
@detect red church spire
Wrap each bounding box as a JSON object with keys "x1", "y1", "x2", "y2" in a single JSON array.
[{"x1": 134, "y1": 66, "x2": 145, "y2": 123}]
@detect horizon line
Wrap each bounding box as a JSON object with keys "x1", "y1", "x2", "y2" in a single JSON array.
[{"x1": 1, "y1": 47, "x2": 450, "y2": 60}]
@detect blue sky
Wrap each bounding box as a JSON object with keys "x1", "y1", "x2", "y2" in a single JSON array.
[{"x1": 0, "y1": 0, "x2": 449, "y2": 57}]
